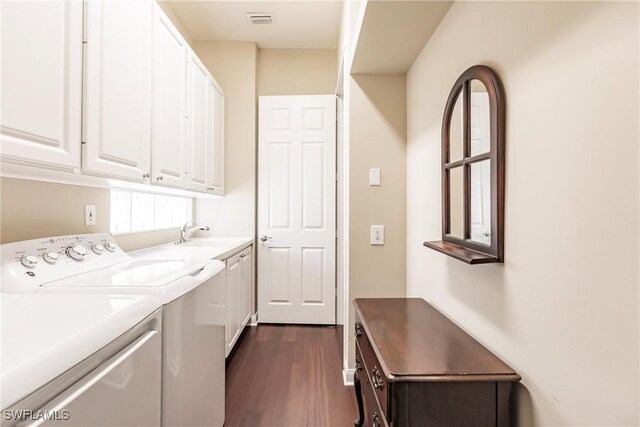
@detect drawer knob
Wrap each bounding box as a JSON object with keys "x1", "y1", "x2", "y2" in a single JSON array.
[
  {"x1": 355, "y1": 353, "x2": 363, "y2": 372},
  {"x1": 354, "y1": 323, "x2": 362, "y2": 337},
  {"x1": 372, "y1": 367, "x2": 384, "y2": 390},
  {"x1": 372, "y1": 412, "x2": 381, "y2": 427}
]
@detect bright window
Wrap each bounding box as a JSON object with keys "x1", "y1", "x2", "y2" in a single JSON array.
[{"x1": 110, "y1": 190, "x2": 193, "y2": 234}]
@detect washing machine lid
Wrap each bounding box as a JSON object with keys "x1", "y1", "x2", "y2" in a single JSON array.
[{"x1": 42, "y1": 259, "x2": 208, "y2": 288}]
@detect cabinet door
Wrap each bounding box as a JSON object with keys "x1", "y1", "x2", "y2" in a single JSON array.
[
  {"x1": 240, "y1": 247, "x2": 253, "y2": 328},
  {"x1": 151, "y1": 5, "x2": 187, "y2": 188},
  {"x1": 0, "y1": 1, "x2": 82, "y2": 171},
  {"x1": 83, "y1": 1, "x2": 152, "y2": 182},
  {"x1": 208, "y1": 82, "x2": 225, "y2": 195},
  {"x1": 226, "y1": 254, "x2": 242, "y2": 355},
  {"x1": 185, "y1": 54, "x2": 210, "y2": 192}
]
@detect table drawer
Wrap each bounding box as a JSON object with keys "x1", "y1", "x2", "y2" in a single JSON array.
[{"x1": 355, "y1": 321, "x2": 390, "y2": 422}]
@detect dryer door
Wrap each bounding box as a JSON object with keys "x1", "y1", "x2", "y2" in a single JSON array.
[{"x1": 23, "y1": 331, "x2": 161, "y2": 427}]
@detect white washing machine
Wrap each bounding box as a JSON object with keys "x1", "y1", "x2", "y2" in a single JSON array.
[{"x1": 1, "y1": 234, "x2": 227, "y2": 427}]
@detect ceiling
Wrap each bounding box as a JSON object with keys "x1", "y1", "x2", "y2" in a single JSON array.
[
  {"x1": 351, "y1": 1, "x2": 453, "y2": 73},
  {"x1": 163, "y1": 1, "x2": 343, "y2": 49}
]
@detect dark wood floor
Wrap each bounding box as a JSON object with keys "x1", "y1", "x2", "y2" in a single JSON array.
[{"x1": 225, "y1": 325, "x2": 358, "y2": 427}]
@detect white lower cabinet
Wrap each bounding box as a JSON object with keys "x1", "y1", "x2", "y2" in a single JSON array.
[
  {"x1": 0, "y1": 1, "x2": 83, "y2": 171},
  {"x1": 240, "y1": 247, "x2": 252, "y2": 327},
  {"x1": 225, "y1": 245, "x2": 253, "y2": 356},
  {"x1": 82, "y1": 0, "x2": 152, "y2": 182}
]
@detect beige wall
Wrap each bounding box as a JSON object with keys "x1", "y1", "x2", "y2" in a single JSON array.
[
  {"x1": 347, "y1": 74, "x2": 407, "y2": 367},
  {"x1": 157, "y1": 1, "x2": 193, "y2": 45},
  {"x1": 0, "y1": 177, "x2": 179, "y2": 251},
  {"x1": 257, "y1": 48, "x2": 337, "y2": 96},
  {"x1": 406, "y1": 2, "x2": 639, "y2": 426},
  {"x1": 193, "y1": 41, "x2": 257, "y2": 238}
]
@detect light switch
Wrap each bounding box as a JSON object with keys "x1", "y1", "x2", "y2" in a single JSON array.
[
  {"x1": 370, "y1": 225, "x2": 384, "y2": 245},
  {"x1": 85, "y1": 205, "x2": 97, "y2": 226},
  {"x1": 369, "y1": 168, "x2": 381, "y2": 186}
]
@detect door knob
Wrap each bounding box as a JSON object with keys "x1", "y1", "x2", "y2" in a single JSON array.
[{"x1": 259, "y1": 235, "x2": 272, "y2": 242}]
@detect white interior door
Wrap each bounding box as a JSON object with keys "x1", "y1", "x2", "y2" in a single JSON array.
[
  {"x1": 470, "y1": 92, "x2": 491, "y2": 244},
  {"x1": 258, "y1": 95, "x2": 336, "y2": 325}
]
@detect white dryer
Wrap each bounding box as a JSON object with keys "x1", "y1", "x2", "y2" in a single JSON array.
[
  {"x1": 1, "y1": 292, "x2": 162, "y2": 427},
  {"x1": 1, "y1": 234, "x2": 226, "y2": 427}
]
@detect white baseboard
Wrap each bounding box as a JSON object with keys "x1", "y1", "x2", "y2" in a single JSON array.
[
  {"x1": 343, "y1": 368, "x2": 355, "y2": 386},
  {"x1": 250, "y1": 313, "x2": 258, "y2": 326}
]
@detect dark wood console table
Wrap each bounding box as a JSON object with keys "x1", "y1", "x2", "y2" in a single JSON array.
[{"x1": 353, "y1": 298, "x2": 520, "y2": 427}]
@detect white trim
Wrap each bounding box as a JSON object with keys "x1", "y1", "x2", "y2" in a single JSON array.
[
  {"x1": 343, "y1": 368, "x2": 355, "y2": 386},
  {"x1": 0, "y1": 161, "x2": 222, "y2": 199},
  {"x1": 250, "y1": 313, "x2": 258, "y2": 327},
  {"x1": 341, "y1": 45, "x2": 351, "y2": 375}
]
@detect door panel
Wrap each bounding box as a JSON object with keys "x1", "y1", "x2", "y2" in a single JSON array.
[
  {"x1": 301, "y1": 248, "x2": 325, "y2": 304},
  {"x1": 83, "y1": 1, "x2": 152, "y2": 181},
  {"x1": 302, "y1": 142, "x2": 325, "y2": 229},
  {"x1": 258, "y1": 95, "x2": 336, "y2": 325},
  {"x1": 268, "y1": 142, "x2": 292, "y2": 229},
  {"x1": 0, "y1": 1, "x2": 82, "y2": 170},
  {"x1": 151, "y1": 5, "x2": 187, "y2": 188},
  {"x1": 268, "y1": 247, "x2": 291, "y2": 303}
]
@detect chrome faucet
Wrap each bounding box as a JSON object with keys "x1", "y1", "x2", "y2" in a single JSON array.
[{"x1": 177, "y1": 220, "x2": 210, "y2": 244}]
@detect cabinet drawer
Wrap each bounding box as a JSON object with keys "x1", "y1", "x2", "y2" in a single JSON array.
[
  {"x1": 358, "y1": 354, "x2": 389, "y2": 427},
  {"x1": 355, "y1": 321, "x2": 389, "y2": 422}
]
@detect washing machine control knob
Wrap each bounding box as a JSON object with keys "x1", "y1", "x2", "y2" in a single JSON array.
[
  {"x1": 20, "y1": 255, "x2": 39, "y2": 268},
  {"x1": 43, "y1": 252, "x2": 59, "y2": 264},
  {"x1": 66, "y1": 245, "x2": 87, "y2": 261},
  {"x1": 92, "y1": 244, "x2": 105, "y2": 255},
  {"x1": 105, "y1": 242, "x2": 117, "y2": 252}
]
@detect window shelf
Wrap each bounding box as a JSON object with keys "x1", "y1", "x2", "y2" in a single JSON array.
[{"x1": 423, "y1": 240, "x2": 499, "y2": 265}]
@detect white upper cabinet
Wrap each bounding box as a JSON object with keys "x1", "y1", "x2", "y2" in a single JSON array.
[
  {"x1": 82, "y1": 1, "x2": 152, "y2": 182},
  {"x1": 185, "y1": 54, "x2": 210, "y2": 192},
  {"x1": 209, "y1": 82, "x2": 225, "y2": 195},
  {"x1": 1, "y1": 1, "x2": 224, "y2": 197},
  {"x1": 0, "y1": 1, "x2": 83, "y2": 171},
  {"x1": 151, "y1": 5, "x2": 188, "y2": 189}
]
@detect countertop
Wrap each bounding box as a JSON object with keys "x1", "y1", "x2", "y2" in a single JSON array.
[{"x1": 130, "y1": 237, "x2": 254, "y2": 262}]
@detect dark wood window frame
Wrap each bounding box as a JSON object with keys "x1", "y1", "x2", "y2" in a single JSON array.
[{"x1": 424, "y1": 65, "x2": 505, "y2": 264}]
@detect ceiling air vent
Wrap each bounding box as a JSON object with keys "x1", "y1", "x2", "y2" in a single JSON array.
[{"x1": 246, "y1": 13, "x2": 275, "y2": 25}]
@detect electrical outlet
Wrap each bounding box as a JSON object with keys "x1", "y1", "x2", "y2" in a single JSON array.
[
  {"x1": 369, "y1": 168, "x2": 381, "y2": 186},
  {"x1": 370, "y1": 225, "x2": 384, "y2": 245},
  {"x1": 85, "y1": 205, "x2": 97, "y2": 226}
]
